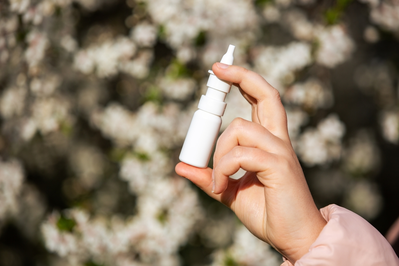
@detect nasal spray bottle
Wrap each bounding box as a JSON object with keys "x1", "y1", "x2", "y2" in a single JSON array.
[{"x1": 179, "y1": 45, "x2": 235, "y2": 168}]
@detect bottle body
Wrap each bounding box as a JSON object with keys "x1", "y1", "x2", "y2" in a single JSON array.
[
  {"x1": 179, "y1": 110, "x2": 222, "y2": 168},
  {"x1": 179, "y1": 44, "x2": 235, "y2": 168}
]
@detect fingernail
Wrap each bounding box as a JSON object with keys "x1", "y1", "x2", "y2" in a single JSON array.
[
  {"x1": 212, "y1": 171, "x2": 215, "y2": 193},
  {"x1": 216, "y1": 62, "x2": 229, "y2": 69}
]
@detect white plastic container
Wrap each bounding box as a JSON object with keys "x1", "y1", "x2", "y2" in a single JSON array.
[{"x1": 179, "y1": 45, "x2": 235, "y2": 168}]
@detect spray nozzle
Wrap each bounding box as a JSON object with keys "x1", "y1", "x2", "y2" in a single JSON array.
[{"x1": 220, "y1": 45, "x2": 235, "y2": 65}]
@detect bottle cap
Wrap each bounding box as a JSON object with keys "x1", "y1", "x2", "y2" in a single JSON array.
[
  {"x1": 207, "y1": 70, "x2": 231, "y2": 93},
  {"x1": 198, "y1": 95, "x2": 227, "y2": 116},
  {"x1": 206, "y1": 44, "x2": 236, "y2": 93},
  {"x1": 200, "y1": 44, "x2": 235, "y2": 116},
  {"x1": 220, "y1": 45, "x2": 235, "y2": 65}
]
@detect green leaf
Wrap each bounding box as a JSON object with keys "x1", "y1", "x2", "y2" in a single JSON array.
[
  {"x1": 141, "y1": 85, "x2": 162, "y2": 104},
  {"x1": 84, "y1": 261, "x2": 105, "y2": 266},
  {"x1": 157, "y1": 209, "x2": 168, "y2": 224},
  {"x1": 325, "y1": 9, "x2": 340, "y2": 25},
  {"x1": 60, "y1": 121, "x2": 73, "y2": 136},
  {"x1": 224, "y1": 254, "x2": 240, "y2": 266},
  {"x1": 109, "y1": 148, "x2": 127, "y2": 162},
  {"x1": 158, "y1": 24, "x2": 167, "y2": 40},
  {"x1": 195, "y1": 31, "x2": 207, "y2": 47},
  {"x1": 254, "y1": 0, "x2": 273, "y2": 7},
  {"x1": 167, "y1": 59, "x2": 190, "y2": 79},
  {"x1": 56, "y1": 216, "x2": 76, "y2": 232},
  {"x1": 324, "y1": 0, "x2": 353, "y2": 25},
  {"x1": 135, "y1": 151, "x2": 150, "y2": 161}
]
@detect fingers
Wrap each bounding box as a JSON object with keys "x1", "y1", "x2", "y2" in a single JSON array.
[
  {"x1": 175, "y1": 162, "x2": 221, "y2": 201},
  {"x1": 213, "y1": 118, "x2": 284, "y2": 168},
  {"x1": 176, "y1": 162, "x2": 243, "y2": 209},
  {"x1": 213, "y1": 146, "x2": 277, "y2": 194},
  {"x1": 212, "y1": 63, "x2": 289, "y2": 141}
]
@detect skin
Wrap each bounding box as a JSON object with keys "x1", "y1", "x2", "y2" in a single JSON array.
[{"x1": 175, "y1": 62, "x2": 326, "y2": 264}]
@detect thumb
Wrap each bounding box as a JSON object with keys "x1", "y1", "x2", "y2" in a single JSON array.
[{"x1": 175, "y1": 162, "x2": 221, "y2": 201}]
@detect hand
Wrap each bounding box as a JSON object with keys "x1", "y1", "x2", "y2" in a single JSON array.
[{"x1": 175, "y1": 63, "x2": 326, "y2": 263}]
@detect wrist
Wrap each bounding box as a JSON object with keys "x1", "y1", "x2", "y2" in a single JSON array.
[{"x1": 287, "y1": 210, "x2": 327, "y2": 263}]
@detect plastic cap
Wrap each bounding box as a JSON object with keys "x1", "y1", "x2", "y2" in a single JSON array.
[
  {"x1": 220, "y1": 45, "x2": 235, "y2": 65},
  {"x1": 198, "y1": 95, "x2": 227, "y2": 116},
  {"x1": 207, "y1": 71, "x2": 231, "y2": 93}
]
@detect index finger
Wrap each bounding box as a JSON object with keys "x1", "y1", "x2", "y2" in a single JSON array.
[
  {"x1": 212, "y1": 63, "x2": 289, "y2": 142},
  {"x1": 175, "y1": 162, "x2": 238, "y2": 208}
]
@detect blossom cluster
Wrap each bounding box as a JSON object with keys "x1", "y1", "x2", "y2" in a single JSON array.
[{"x1": 0, "y1": 0, "x2": 398, "y2": 265}]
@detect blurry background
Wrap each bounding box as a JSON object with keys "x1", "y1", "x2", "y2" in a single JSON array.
[{"x1": 0, "y1": 0, "x2": 399, "y2": 265}]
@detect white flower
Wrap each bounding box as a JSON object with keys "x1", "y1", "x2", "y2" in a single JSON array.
[
  {"x1": 353, "y1": 62, "x2": 396, "y2": 107},
  {"x1": 343, "y1": 130, "x2": 380, "y2": 175},
  {"x1": 0, "y1": 86, "x2": 26, "y2": 119},
  {"x1": 0, "y1": 160, "x2": 25, "y2": 221},
  {"x1": 200, "y1": 215, "x2": 236, "y2": 248},
  {"x1": 30, "y1": 74, "x2": 61, "y2": 96},
  {"x1": 74, "y1": 37, "x2": 137, "y2": 78},
  {"x1": 380, "y1": 110, "x2": 399, "y2": 144},
  {"x1": 131, "y1": 23, "x2": 158, "y2": 47},
  {"x1": 283, "y1": 9, "x2": 315, "y2": 41},
  {"x1": 4, "y1": 16, "x2": 19, "y2": 33},
  {"x1": 121, "y1": 50, "x2": 153, "y2": 79},
  {"x1": 358, "y1": 0, "x2": 380, "y2": 7},
  {"x1": 135, "y1": 129, "x2": 159, "y2": 153},
  {"x1": 297, "y1": 114, "x2": 345, "y2": 166},
  {"x1": 14, "y1": 184, "x2": 46, "y2": 239},
  {"x1": 343, "y1": 181, "x2": 383, "y2": 220},
  {"x1": 284, "y1": 78, "x2": 333, "y2": 111},
  {"x1": 263, "y1": 5, "x2": 281, "y2": 23},
  {"x1": 60, "y1": 35, "x2": 78, "y2": 52},
  {"x1": 31, "y1": 97, "x2": 71, "y2": 134},
  {"x1": 20, "y1": 118, "x2": 37, "y2": 141},
  {"x1": 25, "y1": 30, "x2": 49, "y2": 68},
  {"x1": 144, "y1": 0, "x2": 257, "y2": 50},
  {"x1": 10, "y1": 0, "x2": 30, "y2": 13},
  {"x1": 317, "y1": 114, "x2": 346, "y2": 143},
  {"x1": 286, "y1": 108, "x2": 308, "y2": 139},
  {"x1": 160, "y1": 77, "x2": 196, "y2": 100},
  {"x1": 370, "y1": 1, "x2": 399, "y2": 33},
  {"x1": 90, "y1": 103, "x2": 139, "y2": 146},
  {"x1": 253, "y1": 42, "x2": 312, "y2": 92},
  {"x1": 363, "y1": 25, "x2": 380, "y2": 43},
  {"x1": 297, "y1": 128, "x2": 329, "y2": 166},
  {"x1": 69, "y1": 145, "x2": 105, "y2": 189},
  {"x1": 120, "y1": 157, "x2": 149, "y2": 194},
  {"x1": 315, "y1": 25, "x2": 355, "y2": 68},
  {"x1": 211, "y1": 225, "x2": 280, "y2": 266},
  {"x1": 176, "y1": 45, "x2": 196, "y2": 63},
  {"x1": 41, "y1": 213, "x2": 82, "y2": 259},
  {"x1": 23, "y1": 4, "x2": 43, "y2": 25}
]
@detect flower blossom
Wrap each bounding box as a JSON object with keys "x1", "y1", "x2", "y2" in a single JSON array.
[
  {"x1": 315, "y1": 25, "x2": 355, "y2": 68},
  {"x1": 297, "y1": 114, "x2": 346, "y2": 166}
]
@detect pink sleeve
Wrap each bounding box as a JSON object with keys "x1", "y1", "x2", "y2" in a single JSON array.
[{"x1": 281, "y1": 204, "x2": 399, "y2": 266}]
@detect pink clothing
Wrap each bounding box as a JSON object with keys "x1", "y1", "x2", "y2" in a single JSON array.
[{"x1": 282, "y1": 204, "x2": 399, "y2": 266}]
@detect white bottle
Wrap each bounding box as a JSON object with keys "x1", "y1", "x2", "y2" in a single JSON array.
[{"x1": 179, "y1": 45, "x2": 235, "y2": 168}]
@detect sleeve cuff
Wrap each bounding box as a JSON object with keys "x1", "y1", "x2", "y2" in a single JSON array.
[{"x1": 281, "y1": 204, "x2": 399, "y2": 266}]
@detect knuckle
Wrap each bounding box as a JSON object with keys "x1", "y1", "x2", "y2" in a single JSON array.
[
  {"x1": 232, "y1": 146, "x2": 244, "y2": 158},
  {"x1": 271, "y1": 88, "x2": 282, "y2": 102},
  {"x1": 230, "y1": 117, "x2": 246, "y2": 129},
  {"x1": 279, "y1": 150, "x2": 297, "y2": 168},
  {"x1": 241, "y1": 67, "x2": 250, "y2": 75},
  {"x1": 277, "y1": 156, "x2": 291, "y2": 171},
  {"x1": 215, "y1": 133, "x2": 224, "y2": 147},
  {"x1": 213, "y1": 152, "x2": 218, "y2": 165}
]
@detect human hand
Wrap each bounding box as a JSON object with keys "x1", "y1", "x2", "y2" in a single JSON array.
[{"x1": 175, "y1": 63, "x2": 326, "y2": 263}]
